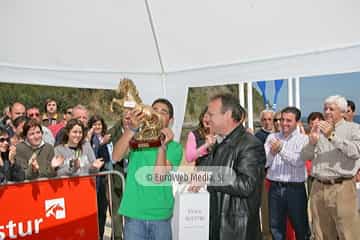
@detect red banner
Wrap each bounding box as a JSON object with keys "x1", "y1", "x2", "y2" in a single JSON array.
[{"x1": 0, "y1": 176, "x2": 99, "y2": 240}]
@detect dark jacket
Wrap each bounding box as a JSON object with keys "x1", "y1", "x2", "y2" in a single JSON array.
[
  {"x1": 204, "y1": 124, "x2": 266, "y2": 240},
  {"x1": 254, "y1": 128, "x2": 271, "y2": 144},
  {"x1": 0, "y1": 152, "x2": 25, "y2": 183}
]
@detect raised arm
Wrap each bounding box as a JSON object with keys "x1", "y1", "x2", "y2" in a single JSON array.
[{"x1": 112, "y1": 108, "x2": 144, "y2": 161}]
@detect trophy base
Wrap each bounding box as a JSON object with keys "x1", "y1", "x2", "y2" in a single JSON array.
[{"x1": 129, "y1": 137, "x2": 162, "y2": 149}]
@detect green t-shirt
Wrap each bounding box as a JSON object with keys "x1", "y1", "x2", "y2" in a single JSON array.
[{"x1": 119, "y1": 141, "x2": 183, "y2": 220}]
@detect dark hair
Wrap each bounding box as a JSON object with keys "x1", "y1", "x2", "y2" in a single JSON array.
[
  {"x1": 152, "y1": 98, "x2": 174, "y2": 119},
  {"x1": 22, "y1": 119, "x2": 43, "y2": 139},
  {"x1": 44, "y1": 98, "x2": 57, "y2": 112},
  {"x1": 88, "y1": 115, "x2": 107, "y2": 136},
  {"x1": 281, "y1": 107, "x2": 301, "y2": 121},
  {"x1": 0, "y1": 126, "x2": 8, "y2": 137},
  {"x1": 307, "y1": 112, "x2": 324, "y2": 124},
  {"x1": 13, "y1": 116, "x2": 29, "y2": 128},
  {"x1": 1, "y1": 115, "x2": 10, "y2": 126},
  {"x1": 61, "y1": 119, "x2": 86, "y2": 149},
  {"x1": 196, "y1": 106, "x2": 209, "y2": 138},
  {"x1": 210, "y1": 93, "x2": 246, "y2": 123},
  {"x1": 347, "y1": 100, "x2": 355, "y2": 112},
  {"x1": 27, "y1": 106, "x2": 39, "y2": 111},
  {"x1": 64, "y1": 106, "x2": 73, "y2": 114}
]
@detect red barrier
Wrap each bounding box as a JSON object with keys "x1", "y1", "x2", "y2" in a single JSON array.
[{"x1": 0, "y1": 176, "x2": 99, "y2": 240}]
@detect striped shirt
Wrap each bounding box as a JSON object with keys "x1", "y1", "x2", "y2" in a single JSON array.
[{"x1": 265, "y1": 130, "x2": 308, "y2": 182}]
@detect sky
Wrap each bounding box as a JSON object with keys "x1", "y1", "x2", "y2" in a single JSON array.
[{"x1": 254, "y1": 71, "x2": 360, "y2": 118}]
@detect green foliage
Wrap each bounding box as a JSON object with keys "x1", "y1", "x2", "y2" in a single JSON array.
[
  {"x1": 0, "y1": 82, "x2": 118, "y2": 122},
  {"x1": 180, "y1": 83, "x2": 264, "y2": 145},
  {"x1": 183, "y1": 83, "x2": 263, "y2": 123},
  {"x1": 0, "y1": 82, "x2": 265, "y2": 145}
]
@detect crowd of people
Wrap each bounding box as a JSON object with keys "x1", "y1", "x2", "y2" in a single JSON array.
[
  {"x1": 253, "y1": 97, "x2": 360, "y2": 240},
  {"x1": 183, "y1": 95, "x2": 360, "y2": 240},
  {"x1": 1, "y1": 94, "x2": 360, "y2": 240},
  {"x1": 0, "y1": 100, "x2": 116, "y2": 239}
]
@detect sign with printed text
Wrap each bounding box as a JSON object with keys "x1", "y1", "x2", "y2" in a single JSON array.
[
  {"x1": 0, "y1": 176, "x2": 99, "y2": 240},
  {"x1": 172, "y1": 191, "x2": 209, "y2": 240}
]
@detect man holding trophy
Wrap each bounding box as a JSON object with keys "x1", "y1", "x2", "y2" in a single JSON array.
[{"x1": 112, "y1": 80, "x2": 182, "y2": 240}]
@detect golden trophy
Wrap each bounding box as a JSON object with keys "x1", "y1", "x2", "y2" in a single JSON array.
[{"x1": 111, "y1": 78, "x2": 164, "y2": 148}]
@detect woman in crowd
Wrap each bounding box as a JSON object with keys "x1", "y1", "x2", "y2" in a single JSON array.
[
  {"x1": 88, "y1": 115, "x2": 112, "y2": 240},
  {"x1": 88, "y1": 115, "x2": 111, "y2": 165},
  {"x1": 0, "y1": 126, "x2": 24, "y2": 183},
  {"x1": 185, "y1": 106, "x2": 216, "y2": 166},
  {"x1": 11, "y1": 116, "x2": 28, "y2": 145},
  {"x1": 15, "y1": 119, "x2": 55, "y2": 180},
  {"x1": 305, "y1": 112, "x2": 324, "y2": 186},
  {"x1": 52, "y1": 119, "x2": 103, "y2": 176},
  {"x1": 273, "y1": 111, "x2": 282, "y2": 132}
]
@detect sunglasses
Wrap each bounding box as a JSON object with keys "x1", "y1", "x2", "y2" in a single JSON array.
[
  {"x1": 273, "y1": 118, "x2": 281, "y2": 122},
  {"x1": 29, "y1": 113, "x2": 40, "y2": 117},
  {"x1": 0, "y1": 137, "x2": 10, "y2": 143}
]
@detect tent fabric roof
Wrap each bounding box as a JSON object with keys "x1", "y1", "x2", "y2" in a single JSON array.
[{"x1": 1, "y1": 0, "x2": 360, "y2": 139}]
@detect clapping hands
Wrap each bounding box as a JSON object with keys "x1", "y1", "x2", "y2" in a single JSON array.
[
  {"x1": 51, "y1": 155, "x2": 65, "y2": 170},
  {"x1": 8, "y1": 145, "x2": 16, "y2": 165},
  {"x1": 270, "y1": 138, "x2": 282, "y2": 155},
  {"x1": 309, "y1": 123, "x2": 320, "y2": 145},
  {"x1": 318, "y1": 120, "x2": 334, "y2": 138},
  {"x1": 309, "y1": 120, "x2": 334, "y2": 145}
]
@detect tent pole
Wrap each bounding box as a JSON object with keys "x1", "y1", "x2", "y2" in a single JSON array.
[
  {"x1": 246, "y1": 81, "x2": 254, "y2": 130},
  {"x1": 288, "y1": 77, "x2": 294, "y2": 106},
  {"x1": 161, "y1": 74, "x2": 167, "y2": 97},
  {"x1": 239, "y1": 82, "x2": 245, "y2": 107},
  {"x1": 145, "y1": 0, "x2": 165, "y2": 79},
  {"x1": 295, "y1": 76, "x2": 300, "y2": 109}
]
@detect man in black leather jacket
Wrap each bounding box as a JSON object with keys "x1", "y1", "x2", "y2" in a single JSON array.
[{"x1": 203, "y1": 93, "x2": 266, "y2": 240}]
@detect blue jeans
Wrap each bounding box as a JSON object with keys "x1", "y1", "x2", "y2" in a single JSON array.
[
  {"x1": 268, "y1": 181, "x2": 310, "y2": 240},
  {"x1": 124, "y1": 217, "x2": 172, "y2": 240}
]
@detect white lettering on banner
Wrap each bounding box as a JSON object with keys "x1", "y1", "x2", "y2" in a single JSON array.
[
  {"x1": 0, "y1": 218, "x2": 43, "y2": 239},
  {"x1": 0, "y1": 197, "x2": 65, "y2": 239}
]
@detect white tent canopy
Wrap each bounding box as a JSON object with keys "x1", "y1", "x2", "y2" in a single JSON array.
[{"x1": 1, "y1": 0, "x2": 360, "y2": 139}]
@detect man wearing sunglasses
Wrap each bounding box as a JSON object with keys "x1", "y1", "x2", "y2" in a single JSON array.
[
  {"x1": 0, "y1": 126, "x2": 25, "y2": 183},
  {"x1": 26, "y1": 107, "x2": 55, "y2": 145}
]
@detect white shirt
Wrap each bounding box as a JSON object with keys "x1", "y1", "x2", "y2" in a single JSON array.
[{"x1": 265, "y1": 130, "x2": 308, "y2": 182}]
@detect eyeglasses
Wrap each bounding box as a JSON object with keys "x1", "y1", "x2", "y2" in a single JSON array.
[
  {"x1": 273, "y1": 118, "x2": 281, "y2": 122},
  {"x1": 0, "y1": 138, "x2": 10, "y2": 143},
  {"x1": 29, "y1": 113, "x2": 40, "y2": 117}
]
